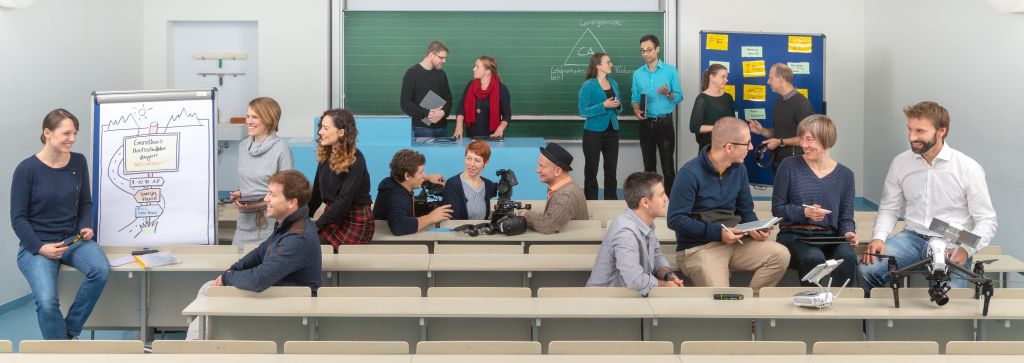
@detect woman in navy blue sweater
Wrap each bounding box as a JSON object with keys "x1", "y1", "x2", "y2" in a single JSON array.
[
  {"x1": 578, "y1": 52, "x2": 622, "y2": 200},
  {"x1": 442, "y1": 140, "x2": 497, "y2": 220},
  {"x1": 11, "y1": 109, "x2": 110, "y2": 339},
  {"x1": 771, "y1": 115, "x2": 858, "y2": 286}
]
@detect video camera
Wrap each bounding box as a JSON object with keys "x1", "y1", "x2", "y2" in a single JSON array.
[
  {"x1": 490, "y1": 169, "x2": 531, "y2": 224},
  {"x1": 413, "y1": 181, "x2": 445, "y2": 217}
]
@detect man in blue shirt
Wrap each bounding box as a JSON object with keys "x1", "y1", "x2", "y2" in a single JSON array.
[
  {"x1": 667, "y1": 117, "x2": 790, "y2": 296},
  {"x1": 631, "y1": 34, "x2": 683, "y2": 195}
]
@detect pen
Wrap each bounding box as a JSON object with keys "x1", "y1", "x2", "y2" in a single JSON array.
[
  {"x1": 721, "y1": 224, "x2": 743, "y2": 245},
  {"x1": 801, "y1": 204, "x2": 832, "y2": 213}
]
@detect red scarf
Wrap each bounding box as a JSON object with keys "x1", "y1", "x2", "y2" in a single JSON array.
[{"x1": 463, "y1": 74, "x2": 501, "y2": 132}]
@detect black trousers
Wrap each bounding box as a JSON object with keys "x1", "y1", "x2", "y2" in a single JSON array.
[
  {"x1": 582, "y1": 128, "x2": 620, "y2": 200},
  {"x1": 638, "y1": 115, "x2": 676, "y2": 194}
]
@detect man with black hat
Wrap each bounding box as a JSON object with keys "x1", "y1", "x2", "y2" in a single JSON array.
[{"x1": 522, "y1": 143, "x2": 589, "y2": 234}]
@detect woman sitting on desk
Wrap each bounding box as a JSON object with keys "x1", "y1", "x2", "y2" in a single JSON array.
[
  {"x1": 308, "y1": 108, "x2": 375, "y2": 249},
  {"x1": 771, "y1": 115, "x2": 857, "y2": 286},
  {"x1": 11, "y1": 109, "x2": 109, "y2": 339},
  {"x1": 578, "y1": 52, "x2": 622, "y2": 201},
  {"x1": 454, "y1": 56, "x2": 511, "y2": 139},
  {"x1": 442, "y1": 140, "x2": 498, "y2": 220},
  {"x1": 230, "y1": 97, "x2": 293, "y2": 247}
]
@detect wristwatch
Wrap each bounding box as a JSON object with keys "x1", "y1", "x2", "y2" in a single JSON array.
[{"x1": 661, "y1": 271, "x2": 676, "y2": 282}]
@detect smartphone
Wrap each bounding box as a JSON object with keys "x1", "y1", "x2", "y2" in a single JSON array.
[
  {"x1": 60, "y1": 234, "x2": 83, "y2": 247},
  {"x1": 713, "y1": 293, "x2": 744, "y2": 300}
]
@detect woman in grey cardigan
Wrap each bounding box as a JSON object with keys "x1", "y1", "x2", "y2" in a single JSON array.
[{"x1": 230, "y1": 97, "x2": 293, "y2": 246}]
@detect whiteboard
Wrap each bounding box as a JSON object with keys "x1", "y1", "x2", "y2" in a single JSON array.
[{"x1": 92, "y1": 89, "x2": 217, "y2": 246}]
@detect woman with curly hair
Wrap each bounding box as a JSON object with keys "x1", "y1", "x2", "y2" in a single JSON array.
[{"x1": 308, "y1": 108, "x2": 374, "y2": 250}]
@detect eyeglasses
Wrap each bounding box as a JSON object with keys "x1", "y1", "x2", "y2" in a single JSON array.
[
  {"x1": 728, "y1": 141, "x2": 752, "y2": 149},
  {"x1": 433, "y1": 52, "x2": 447, "y2": 61},
  {"x1": 640, "y1": 47, "x2": 657, "y2": 54}
]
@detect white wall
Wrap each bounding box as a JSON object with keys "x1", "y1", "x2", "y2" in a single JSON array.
[
  {"x1": 0, "y1": 0, "x2": 143, "y2": 305},
  {"x1": 142, "y1": 0, "x2": 330, "y2": 139},
  {"x1": 864, "y1": 0, "x2": 1024, "y2": 260},
  {"x1": 678, "y1": 0, "x2": 867, "y2": 196}
]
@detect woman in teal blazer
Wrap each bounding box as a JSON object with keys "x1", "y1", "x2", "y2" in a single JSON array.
[{"x1": 577, "y1": 52, "x2": 622, "y2": 200}]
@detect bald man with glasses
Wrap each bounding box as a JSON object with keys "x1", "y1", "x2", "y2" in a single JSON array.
[{"x1": 667, "y1": 117, "x2": 790, "y2": 295}]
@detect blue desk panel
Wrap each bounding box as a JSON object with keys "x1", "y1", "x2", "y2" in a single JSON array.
[{"x1": 291, "y1": 116, "x2": 549, "y2": 200}]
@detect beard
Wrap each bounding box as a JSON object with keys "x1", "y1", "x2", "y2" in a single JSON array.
[{"x1": 911, "y1": 136, "x2": 937, "y2": 155}]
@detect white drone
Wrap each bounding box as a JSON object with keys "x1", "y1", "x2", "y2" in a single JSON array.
[{"x1": 792, "y1": 259, "x2": 850, "y2": 309}]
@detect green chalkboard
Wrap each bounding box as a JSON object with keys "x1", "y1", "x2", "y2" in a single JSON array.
[{"x1": 343, "y1": 11, "x2": 664, "y2": 139}]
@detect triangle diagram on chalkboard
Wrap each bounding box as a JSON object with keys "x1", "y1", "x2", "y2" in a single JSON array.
[{"x1": 563, "y1": 28, "x2": 606, "y2": 66}]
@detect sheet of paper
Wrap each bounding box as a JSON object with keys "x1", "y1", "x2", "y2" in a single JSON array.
[
  {"x1": 797, "y1": 88, "x2": 809, "y2": 99},
  {"x1": 788, "y1": 36, "x2": 813, "y2": 53},
  {"x1": 743, "y1": 84, "x2": 767, "y2": 102},
  {"x1": 741, "y1": 46, "x2": 763, "y2": 58},
  {"x1": 788, "y1": 62, "x2": 811, "y2": 75},
  {"x1": 742, "y1": 60, "x2": 766, "y2": 78},
  {"x1": 708, "y1": 61, "x2": 730, "y2": 72},
  {"x1": 706, "y1": 33, "x2": 729, "y2": 51},
  {"x1": 744, "y1": 108, "x2": 766, "y2": 120},
  {"x1": 723, "y1": 85, "x2": 736, "y2": 100}
]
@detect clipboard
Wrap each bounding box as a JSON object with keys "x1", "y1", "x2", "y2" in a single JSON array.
[{"x1": 418, "y1": 90, "x2": 447, "y2": 126}]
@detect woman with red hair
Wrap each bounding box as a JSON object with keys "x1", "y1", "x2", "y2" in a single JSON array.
[{"x1": 442, "y1": 140, "x2": 498, "y2": 220}]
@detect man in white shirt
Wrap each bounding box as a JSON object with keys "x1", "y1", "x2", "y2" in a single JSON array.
[{"x1": 859, "y1": 101, "x2": 997, "y2": 293}]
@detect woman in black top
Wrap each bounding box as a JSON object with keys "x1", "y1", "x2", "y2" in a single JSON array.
[
  {"x1": 308, "y1": 108, "x2": 374, "y2": 250},
  {"x1": 689, "y1": 63, "x2": 735, "y2": 151},
  {"x1": 454, "y1": 56, "x2": 511, "y2": 139}
]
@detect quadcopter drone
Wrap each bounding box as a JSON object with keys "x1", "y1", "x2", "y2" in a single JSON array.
[{"x1": 864, "y1": 218, "x2": 996, "y2": 316}]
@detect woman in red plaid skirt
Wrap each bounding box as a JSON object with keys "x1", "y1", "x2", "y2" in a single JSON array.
[{"x1": 307, "y1": 109, "x2": 375, "y2": 251}]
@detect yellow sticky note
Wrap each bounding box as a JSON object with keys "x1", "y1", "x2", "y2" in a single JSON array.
[
  {"x1": 743, "y1": 84, "x2": 767, "y2": 102},
  {"x1": 797, "y1": 88, "x2": 809, "y2": 99},
  {"x1": 742, "y1": 60, "x2": 766, "y2": 78},
  {"x1": 706, "y1": 34, "x2": 729, "y2": 51},
  {"x1": 788, "y1": 36, "x2": 812, "y2": 53},
  {"x1": 723, "y1": 85, "x2": 736, "y2": 100}
]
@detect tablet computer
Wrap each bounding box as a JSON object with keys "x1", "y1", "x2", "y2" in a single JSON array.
[{"x1": 798, "y1": 236, "x2": 849, "y2": 244}]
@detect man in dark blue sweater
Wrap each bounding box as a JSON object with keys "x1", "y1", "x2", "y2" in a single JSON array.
[
  {"x1": 373, "y1": 149, "x2": 451, "y2": 236},
  {"x1": 668, "y1": 117, "x2": 790, "y2": 295},
  {"x1": 187, "y1": 170, "x2": 321, "y2": 340}
]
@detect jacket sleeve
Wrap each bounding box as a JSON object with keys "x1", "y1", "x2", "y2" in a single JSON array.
[
  {"x1": 440, "y1": 71, "x2": 453, "y2": 119},
  {"x1": 524, "y1": 191, "x2": 576, "y2": 234},
  {"x1": 455, "y1": 82, "x2": 470, "y2": 117},
  {"x1": 441, "y1": 175, "x2": 465, "y2": 220},
  {"x1": 578, "y1": 81, "x2": 608, "y2": 119},
  {"x1": 382, "y1": 189, "x2": 419, "y2": 236},
  {"x1": 222, "y1": 235, "x2": 309, "y2": 292},
  {"x1": 500, "y1": 84, "x2": 512, "y2": 122},
  {"x1": 10, "y1": 163, "x2": 44, "y2": 253},
  {"x1": 609, "y1": 228, "x2": 659, "y2": 296},
  {"x1": 400, "y1": 68, "x2": 428, "y2": 120},
  {"x1": 689, "y1": 95, "x2": 706, "y2": 134},
  {"x1": 667, "y1": 169, "x2": 721, "y2": 243},
  {"x1": 227, "y1": 244, "x2": 264, "y2": 272},
  {"x1": 307, "y1": 165, "x2": 322, "y2": 219},
  {"x1": 771, "y1": 159, "x2": 806, "y2": 223},
  {"x1": 76, "y1": 155, "x2": 94, "y2": 232},
  {"x1": 317, "y1": 155, "x2": 367, "y2": 231}
]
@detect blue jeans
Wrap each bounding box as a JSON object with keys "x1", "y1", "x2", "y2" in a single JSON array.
[
  {"x1": 858, "y1": 230, "x2": 972, "y2": 295},
  {"x1": 17, "y1": 241, "x2": 110, "y2": 339},
  {"x1": 412, "y1": 126, "x2": 446, "y2": 138},
  {"x1": 776, "y1": 229, "x2": 857, "y2": 287}
]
